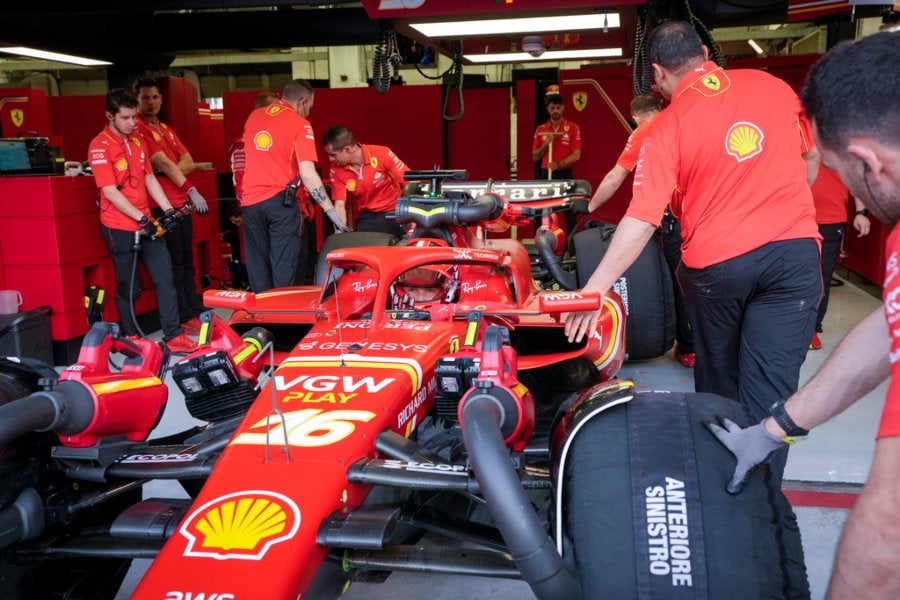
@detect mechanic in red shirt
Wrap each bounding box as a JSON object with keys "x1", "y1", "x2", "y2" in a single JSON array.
[
  {"x1": 322, "y1": 125, "x2": 410, "y2": 238},
  {"x1": 809, "y1": 165, "x2": 870, "y2": 350},
  {"x1": 587, "y1": 94, "x2": 695, "y2": 367},
  {"x1": 565, "y1": 21, "x2": 821, "y2": 483},
  {"x1": 88, "y1": 88, "x2": 196, "y2": 353},
  {"x1": 133, "y1": 77, "x2": 208, "y2": 331},
  {"x1": 228, "y1": 91, "x2": 279, "y2": 203},
  {"x1": 531, "y1": 85, "x2": 582, "y2": 180},
  {"x1": 707, "y1": 31, "x2": 900, "y2": 599},
  {"x1": 242, "y1": 79, "x2": 344, "y2": 292}
]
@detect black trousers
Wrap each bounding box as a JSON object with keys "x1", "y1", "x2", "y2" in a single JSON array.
[
  {"x1": 242, "y1": 193, "x2": 302, "y2": 292},
  {"x1": 163, "y1": 215, "x2": 204, "y2": 321},
  {"x1": 816, "y1": 222, "x2": 844, "y2": 332},
  {"x1": 677, "y1": 239, "x2": 821, "y2": 481},
  {"x1": 660, "y1": 217, "x2": 693, "y2": 353},
  {"x1": 100, "y1": 225, "x2": 183, "y2": 340},
  {"x1": 356, "y1": 210, "x2": 404, "y2": 238}
]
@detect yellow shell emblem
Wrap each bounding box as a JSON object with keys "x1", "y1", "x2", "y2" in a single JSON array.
[
  {"x1": 346, "y1": 179, "x2": 357, "y2": 192},
  {"x1": 725, "y1": 122, "x2": 764, "y2": 162},
  {"x1": 254, "y1": 130, "x2": 273, "y2": 151},
  {"x1": 180, "y1": 491, "x2": 300, "y2": 560},
  {"x1": 114, "y1": 158, "x2": 128, "y2": 171}
]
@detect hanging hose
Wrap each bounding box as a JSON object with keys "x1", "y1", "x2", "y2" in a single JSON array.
[
  {"x1": 129, "y1": 232, "x2": 148, "y2": 339},
  {"x1": 373, "y1": 23, "x2": 401, "y2": 95},
  {"x1": 633, "y1": 0, "x2": 727, "y2": 96},
  {"x1": 441, "y1": 54, "x2": 464, "y2": 122}
]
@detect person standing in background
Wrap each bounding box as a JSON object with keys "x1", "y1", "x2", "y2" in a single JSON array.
[
  {"x1": 89, "y1": 88, "x2": 196, "y2": 354},
  {"x1": 322, "y1": 125, "x2": 410, "y2": 238},
  {"x1": 228, "y1": 91, "x2": 279, "y2": 204},
  {"x1": 241, "y1": 79, "x2": 344, "y2": 292},
  {"x1": 532, "y1": 84, "x2": 582, "y2": 180},
  {"x1": 809, "y1": 165, "x2": 870, "y2": 350},
  {"x1": 587, "y1": 94, "x2": 695, "y2": 367},
  {"x1": 133, "y1": 76, "x2": 208, "y2": 332}
]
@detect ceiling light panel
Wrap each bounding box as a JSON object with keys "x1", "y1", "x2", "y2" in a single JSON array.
[
  {"x1": 0, "y1": 47, "x2": 111, "y2": 66},
  {"x1": 411, "y1": 14, "x2": 620, "y2": 38},
  {"x1": 465, "y1": 48, "x2": 624, "y2": 64}
]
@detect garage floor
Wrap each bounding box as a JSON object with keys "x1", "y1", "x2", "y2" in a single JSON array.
[{"x1": 116, "y1": 272, "x2": 882, "y2": 599}]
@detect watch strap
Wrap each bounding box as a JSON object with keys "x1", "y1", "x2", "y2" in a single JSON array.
[{"x1": 769, "y1": 401, "x2": 809, "y2": 437}]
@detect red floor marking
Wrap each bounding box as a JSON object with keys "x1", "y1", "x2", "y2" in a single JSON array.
[{"x1": 783, "y1": 489, "x2": 858, "y2": 509}]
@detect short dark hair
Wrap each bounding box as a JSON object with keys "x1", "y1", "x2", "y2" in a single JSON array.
[
  {"x1": 106, "y1": 88, "x2": 137, "y2": 115},
  {"x1": 648, "y1": 20, "x2": 704, "y2": 73},
  {"x1": 630, "y1": 94, "x2": 662, "y2": 115},
  {"x1": 132, "y1": 76, "x2": 160, "y2": 95},
  {"x1": 255, "y1": 91, "x2": 279, "y2": 108},
  {"x1": 282, "y1": 79, "x2": 315, "y2": 103},
  {"x1": 801, "y1": 30, "x2": 900, "y2": 156},
  {"x1": 545, "y1": 94, "x2": 564, "y2": 106},
  {"x1": 321, "y1": 125, "x2": 355, "y2": 149}
]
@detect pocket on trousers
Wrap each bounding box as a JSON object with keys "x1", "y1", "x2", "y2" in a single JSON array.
[{"x1": 678, "y1": 263, "x2": 725, "y2": 300}]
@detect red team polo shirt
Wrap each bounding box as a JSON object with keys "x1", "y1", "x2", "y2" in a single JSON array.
[
  {"x1": 532, "y1": 118, "x2": 582, "y2": 169},
  {"x1": 617, "y1": 112, "x2": 660, "y2": 172},
  {"x1": 135, "y1": 113, "x2": 189, "y2": 208},
  {"x1": 629, "y1": 61, "x2": 819, "y2": 269},
  {"x1": 88, "y1": 126, "x2": 153, "y2": 231},
  {"x1": 879, "y1": 226, "x2": 900, "y2": 439},
  {"x1": 241, "y1": 99, "x2": 317, "y2": 208},
  {"x1": 329, "y1": 144, "x2": 409, "y2": 214},
  {"x1": 811, "y1": 165, "x2": 850, "y2": 225}
]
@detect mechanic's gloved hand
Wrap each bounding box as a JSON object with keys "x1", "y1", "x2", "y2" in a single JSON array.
[
  {"x1": 186, "y1": 187, "x2": 208, "y2": 215},
  {"x1": 325, "y1": 208, "x2": 352, "y2": 233},
  {"x1": 138, "y1": 215, "x2": 164, "y2": 238},
  {"x1": 571, "y1": 198, "x2": 590, "y2": 214},
  {"x1": 704, "y1": 416, "x2": 786, "y2": 495}
]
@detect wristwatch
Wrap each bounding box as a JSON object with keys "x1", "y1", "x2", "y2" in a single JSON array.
[
  {"x1": 856, "y1": 209, "x2": 870, "y2": 217},
  {"x1": 769, "y1": 401, "x2": 809, "y2": 437}
]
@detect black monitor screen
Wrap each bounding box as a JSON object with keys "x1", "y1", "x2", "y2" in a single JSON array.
[{"x1": 0, "y1": 140, "x2": 32, "y2": 172}]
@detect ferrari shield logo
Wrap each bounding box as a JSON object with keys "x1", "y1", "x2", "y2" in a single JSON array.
[
  {"x1": 702, "y1": 75, "x2": 721, "y2": 91},
  {"x1": 10, "y1": 108, "x2": 24, "y2": 127},
  {"x1": 572, "y1": 92, "x2": 588, "y2": 112}
]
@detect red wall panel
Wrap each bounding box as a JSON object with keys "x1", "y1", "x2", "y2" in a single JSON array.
[
  {"x1": 0, "y1": 88, "x2": 50, "y2": 138},
  {"x1": 159, "y1": 76, "x2": 203, "y2": 163},
  {"x1": 209, "y1": 109, "x2": 227, "y2": 173},
  {"x1": 516, "y1": 79, "x2": 536, "y2": 180},
  {"x1": 48, "y1": 95, "x2": 106, "y2": 164},
  {"x1": 446, "y1": 87, "x2": 510, "y2": 180}
]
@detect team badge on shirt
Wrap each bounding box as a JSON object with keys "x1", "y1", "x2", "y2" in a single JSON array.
[
  {"x1": 702, "y1": 75, "x2": 721, "y2": 91},
  {"x1": 131, "y1": 136, "x2": 142, "y2": 146},
  {"x1": 370, "y1": 156, "x2": 378, "y2": 168},
  {"x1": 254, "y1": 131, "x2": 273, "y2": 151},
  {"x1": 152, "y1": 131, "x2": 161, "y2": 141},
  {"x1": 346, "y1": 180, "x2": 357, "y2": 191},
  {"x1": 266, "y1": 105, "x2": 284, "y2": 116},
  {"x1": 725, "y1": 122, "x2": 764, "y2": 163},
  {"x1": 115, "y1": 158, "x2": 128, "y2": 171}
]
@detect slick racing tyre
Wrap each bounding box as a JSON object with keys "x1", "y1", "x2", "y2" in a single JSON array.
[
  {"x1": 560, "y1": 391, "x2": 809, "y2": 599},
  {"x1": 314, "y1": 231, "x2": 398, "y2": 285},
  {"x1": 574, "y1": 223, "x2": 675, "y2": 360}
]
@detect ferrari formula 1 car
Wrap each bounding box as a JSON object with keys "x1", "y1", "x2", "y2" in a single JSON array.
[{"x1": 0, "y1": 174, "x2": 807, "y2": 600}]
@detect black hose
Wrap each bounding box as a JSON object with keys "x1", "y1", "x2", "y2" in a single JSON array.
[
  {"x1": 129, "y1": 233, "x2": 148, "y2": 339},
  {"x1": 0, "y1": 488, "x2": 44, "y2": 551},
  {"x1": 0, "y1": 383, "x2": 95, "y2": 448},
  {"x1": 534, "y1": 229, "x2": 578, "y2": 291},
  {"x1": 460, "y1": 395, "x2": 581, "y2": 600}
]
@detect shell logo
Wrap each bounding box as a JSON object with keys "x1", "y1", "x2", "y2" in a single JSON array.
[
  {"x1": 115, "y1": 158, "x2": 128, "y2": 171},
  {"x1": 346, "y1": 179, "x2": 357, "y2": 191},
  {"x1": 254, "y1": 131, "x2": 274, "y2": 151},
  {"x1": 179, "y1": 490, "x2": 300, "y2": 560},
  {"x1": 725, "y1": 121, "x2": 764, "y2": 163}
]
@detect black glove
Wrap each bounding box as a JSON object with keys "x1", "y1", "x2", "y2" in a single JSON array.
[
  {"x1": 704, "y1": 416, "x2": 786, "y2": 494},
  {"x1": 138, "y1": 215, "x2": 164, "y2": 238},
  {"x1": 158, "y1": 208, "x2": 182, "y2": 233},
  {"x1": 571, "y1": 198, "x2": 590, "y2": 214}
]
